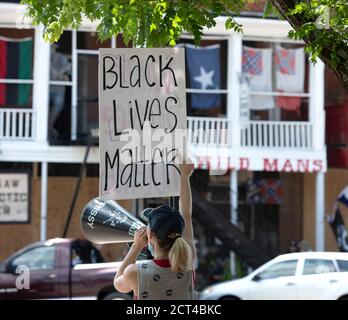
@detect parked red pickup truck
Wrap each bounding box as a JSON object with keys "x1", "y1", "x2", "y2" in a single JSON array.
[{"x1": 0, "y1": 238, "x2": 132, "y2": 300}]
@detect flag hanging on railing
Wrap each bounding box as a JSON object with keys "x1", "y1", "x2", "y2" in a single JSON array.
[
  {"x1": 242, "y1": 46, "x2": 274, "y2": 110},
  {"x1": 275, "y1": 46, "x2": 305, "y2": 112},
  {"x1": 185, "y1": 43, "x2": 221, "y2": 110},
  {"x1": 0, "y1": 36, "x2": 33, "y2": 107}
]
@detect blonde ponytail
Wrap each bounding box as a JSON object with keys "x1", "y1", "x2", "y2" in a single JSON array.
[{"x1": 168, "y1": 237, "x2": 192, "y2": 273}]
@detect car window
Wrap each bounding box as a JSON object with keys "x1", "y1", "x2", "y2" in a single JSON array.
[
  {"x1": 256, "y1": 260, "x2": 298, "y2": 280},
  {"x1": 303, "y1": 259, "x2": 336, "y2": 275},
  {"x1": 11, "y1": 246, "x2": 56, "y2": 271},
  {"x1": 71, "y1": 240, "x2": 104, "y2": 266},
  {"x1": 336, "y1": 260, "x2": 348, "y2": 272}
]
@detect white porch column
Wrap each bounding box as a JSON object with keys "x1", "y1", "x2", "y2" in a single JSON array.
[
  {"x1": 33, "y1": 25, "x2": 50, "y2": 143},
  {"x1": 40, "y1": 161, "x2": 48, "y2": 241},
  {"x1": 229, "y1": 170, "x2": 238, "y2": 276},
  {"x1": 309, "y1": 59, "x2": 325, "y2": 150},
  {"x1": 315, "y1": 171, "x2": 325, "y2": 251},
  {"x1": 227, "y1": 33, "x2": 242, "y2": 148},
  {"x1": 309, "y1": 58, "x2": 325, "y2": 251},
  {"x1": 71, "y1": 30, "x2": 78, "y2": 141}
]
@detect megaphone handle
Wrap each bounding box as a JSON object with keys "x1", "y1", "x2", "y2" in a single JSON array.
[
  {"x1": 169, "y1": 196, "x2": 179, "y2": 210},
  {"x1": 127, "y1": 242, "x2": 153, "y2": 259}
]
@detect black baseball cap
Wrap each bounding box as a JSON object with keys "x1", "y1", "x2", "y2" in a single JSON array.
[{"x1": 146, "y1": 204, "x2": 185, "y2": 240}]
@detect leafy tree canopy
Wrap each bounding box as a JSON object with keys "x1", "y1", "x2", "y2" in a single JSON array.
[{"x1": 22, "y1": 0, "x2": 348, "y2": 89}]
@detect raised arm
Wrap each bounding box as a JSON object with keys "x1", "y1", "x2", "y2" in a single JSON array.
[{"x1": 179, "y1": 162, "x2": 196, "y2": 267}]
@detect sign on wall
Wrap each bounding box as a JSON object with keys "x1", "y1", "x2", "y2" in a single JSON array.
[
  {"x1": 0, "y1": 172, "x2": 30, "y2": 223},
  {"x1": 99, "y1": 48, "x2": 187, "y2": 200}
]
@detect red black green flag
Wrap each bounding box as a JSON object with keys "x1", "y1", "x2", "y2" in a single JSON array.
[{"x1": 0, "y1": 37, "x2": 33, "y2": 107}]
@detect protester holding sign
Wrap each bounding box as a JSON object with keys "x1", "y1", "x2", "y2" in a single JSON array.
[{"x1": 113, "y1": 162, "x2": 196, "y2": 300}]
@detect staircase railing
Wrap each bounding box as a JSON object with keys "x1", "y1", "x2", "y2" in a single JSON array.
[{"x1": 191, "y1": 187, "x2": 270, "y2": 269}]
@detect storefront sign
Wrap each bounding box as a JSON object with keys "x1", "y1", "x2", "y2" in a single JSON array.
[
  {"x1": 0, "y1": 172, "x2": 30, "y2": 223},
  {"x1": 99, "y1": 48, "x2": 187, "y2": 200},
  {"x1": 190, "y1": 153, "x2": 326, "y2": 173}
]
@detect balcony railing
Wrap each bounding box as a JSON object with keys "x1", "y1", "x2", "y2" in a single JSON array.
[
  {"x1": 241, "y1": 121, "x2": 313, "y2": 149},
  {"x1": 0, "y1": 111, "x2": 314, "y2": 150},
  {"x1": 0, "y1": 108, "x2": 36, "y2": 141},
  {"x1": 188, "y1": 118, "x2": 313, "y2": 150},
  {"x1": 187, "y1": 117, "x2": 229, "y2": 148}
]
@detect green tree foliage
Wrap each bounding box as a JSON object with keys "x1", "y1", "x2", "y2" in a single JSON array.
[
  {"x1": 22, "y1": 0, "x2": 348, "y2": 89},
  {"x1": 22, "y1": 0, "x2": 246, "y2": 47},
  {"x1": 268, "y1": 0, "x2": 348, "y2": 89}
]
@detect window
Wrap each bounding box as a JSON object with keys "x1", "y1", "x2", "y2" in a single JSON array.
[
  {"x1": 71, "y1": 239, "x2": 104, "y2": 266},
  {"x1": 256, "y1": 260, "x2": 297, "y2": 280},
  {"x1": 49, "y1": 31, "x2": 72, "y2": 144},
  {"x1": 303, "y1": 259, "x2": 336, "y2": 275},
  {"x1": 77, "y1": 31, "x2": 111, "y2": 50},
  {"x1": 48, "y1": 31, "x2": 116, "y2": 145},
  {"x1": 77, "y1": 53, "x2": 98, "y2": 141},
  {"x1": 336, "y1": 260, "x2": 348, "y2": 272},
  {"x1": 0, "y1": 28, "x2": 34, "y2": 109},
  {"x1": 11, "y1": 246, "x2": 56, "y2": 271}
]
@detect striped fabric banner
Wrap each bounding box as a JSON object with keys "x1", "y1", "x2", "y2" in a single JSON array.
[{"x1": 0, "y1": 36, "x2": 33, "y2": 107}]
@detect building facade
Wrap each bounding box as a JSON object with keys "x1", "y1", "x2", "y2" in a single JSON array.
[{"x1": 0, "y1": 1, "x2": 339, "y2": 287}]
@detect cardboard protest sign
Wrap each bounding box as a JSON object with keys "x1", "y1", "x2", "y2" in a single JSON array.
[{"x1": 99, "y1": 48, "x2": 187, "y2": 200}]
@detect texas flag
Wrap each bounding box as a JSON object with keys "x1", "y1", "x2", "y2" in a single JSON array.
[
  {"x1": 242, "y1": 46, "x2": 274, "y2": 110},
  {"x1": 185, "y1": 44, "x2": 221, "y2": 110}
]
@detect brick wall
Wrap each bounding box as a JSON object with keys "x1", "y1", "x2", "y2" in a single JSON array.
[{"x1": 325, "y1": 68, "x2": 348, "y2": 107}]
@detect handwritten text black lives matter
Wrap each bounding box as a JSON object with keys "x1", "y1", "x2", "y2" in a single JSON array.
[{"x1": 99, "y1": 48, "x2": 187, "y2": 200}]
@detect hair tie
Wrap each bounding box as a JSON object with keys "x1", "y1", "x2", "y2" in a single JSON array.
[{"x1": 168, "y1": 233, "x2": 181, "y2": 240}]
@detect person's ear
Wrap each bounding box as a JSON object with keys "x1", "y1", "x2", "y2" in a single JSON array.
[{"x1": 148, "y1": 230, "x2": 156, "y2": 244}]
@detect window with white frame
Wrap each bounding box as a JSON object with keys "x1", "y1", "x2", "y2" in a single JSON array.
[
  {"x1": 48, "y1": 31, "x2": 72, "y2": 143},
  {"x1": 48, "y1": 30, "x2": 121, "y2": 145}
]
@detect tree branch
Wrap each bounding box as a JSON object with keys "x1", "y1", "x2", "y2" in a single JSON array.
[{"x1": 269, "y1": 0, "x2": 348, "y2": 91}]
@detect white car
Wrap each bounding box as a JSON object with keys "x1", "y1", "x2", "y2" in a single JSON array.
[{"x1": 199, "y1": 252, "x2": 348, "y2": 300}]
